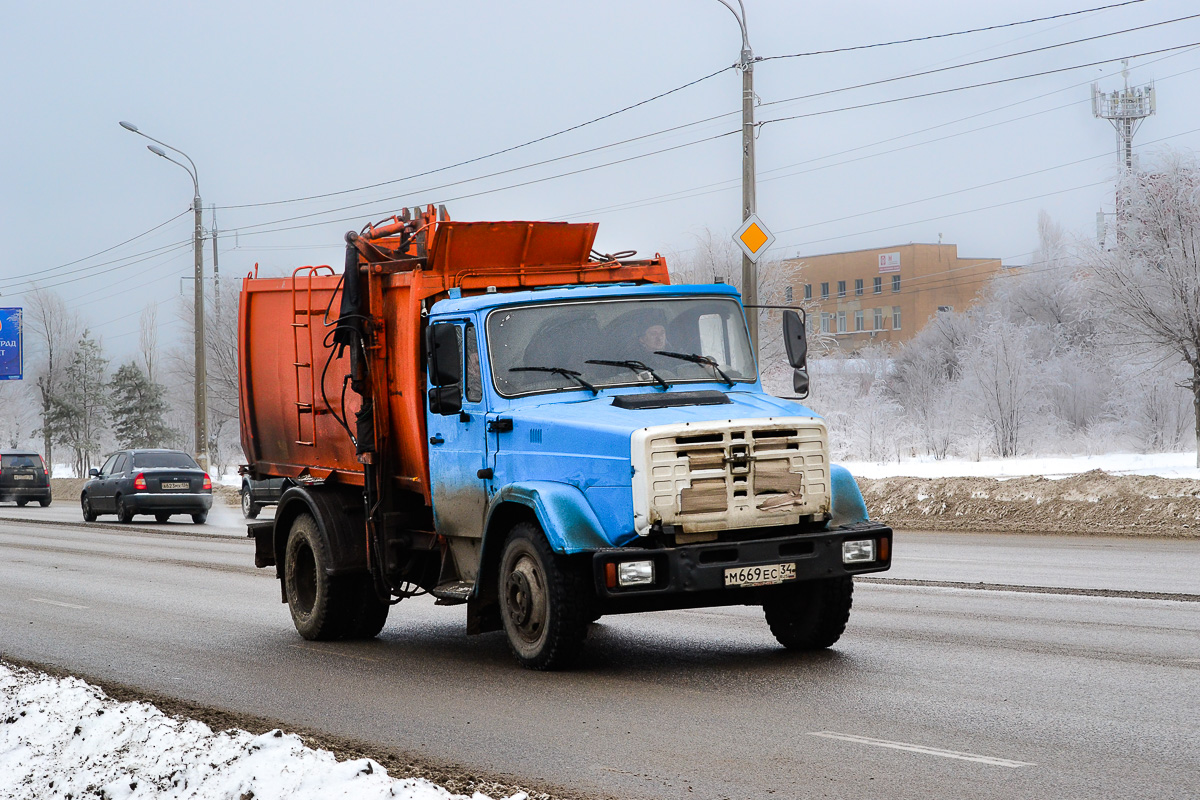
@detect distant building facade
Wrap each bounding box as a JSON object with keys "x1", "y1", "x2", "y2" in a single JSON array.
[{"x1": 784, "y1": 243, "x2": 1005, "y2": 349}]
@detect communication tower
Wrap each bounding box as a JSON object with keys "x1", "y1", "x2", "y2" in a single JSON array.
[{"x1": 1091, "y1": 60, "x2": 1156, "y2": 172}]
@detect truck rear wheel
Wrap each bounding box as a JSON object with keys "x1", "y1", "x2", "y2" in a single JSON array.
[
  {"x1": 763, "y1": 576, "x2": 854, "y2": 650},
  {"x1": 284, "y1": 513, "x2": 354, "y2": 640},
  {"x1": 498, "y1": 522, "x2": 589, "y2": 670}
]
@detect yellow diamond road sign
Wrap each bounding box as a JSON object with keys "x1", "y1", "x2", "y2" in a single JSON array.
[{"x1": 733, "y1": 214, "x2": 775, "y2": 263}]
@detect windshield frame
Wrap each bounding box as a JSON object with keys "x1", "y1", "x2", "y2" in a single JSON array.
[{"x1": 484, "y1": 296, "x2": 758, "y2": 399}]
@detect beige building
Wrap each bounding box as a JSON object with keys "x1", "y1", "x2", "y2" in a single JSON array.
[{"x1": 783, "y1": 243, "x2": 1005, "y2": 350}]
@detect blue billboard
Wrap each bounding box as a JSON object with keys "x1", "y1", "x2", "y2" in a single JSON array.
[{"x1": 0, "y1": 308, "x2": 23, "y2": 381}]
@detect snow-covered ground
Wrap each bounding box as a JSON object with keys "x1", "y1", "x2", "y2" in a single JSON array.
[
  {"x1": 0, "y1": 663, "x2": 519, "y2": 800},
  {"x1": 839, "y1": 451, "x2": 1200, "y2": 481}
]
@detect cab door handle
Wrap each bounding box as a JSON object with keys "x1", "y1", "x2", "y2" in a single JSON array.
[{"x1": 429, "y1": 435, "x2": 444, "y2": 445}]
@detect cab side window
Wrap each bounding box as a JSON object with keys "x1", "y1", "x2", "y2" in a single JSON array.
[{"x1": 464, "y1": 324, "x2": 482, "y2": 404}]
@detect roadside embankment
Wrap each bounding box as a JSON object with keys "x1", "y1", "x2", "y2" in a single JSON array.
[{"x1": 859, "y1": 470, "x2": 1200, "y2": 538}]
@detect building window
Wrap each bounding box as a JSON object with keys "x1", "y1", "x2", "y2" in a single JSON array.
[
  {"x1": 854, "y1": 279, "x2": 863, "y2": 296},
  {"x1": 785, "y1": 285, "x2": 794, "y2": 303},
  {"x1": 854, "y1": 310, "x2": 864, "y2": 331},
  {"x1": 837, "y1": 280, "x2": 846, "y2": 298},
  {"x1": 836, "y1": 311, "x2": 846, "y2": 333},
  {"x1": 873, "y1": 308, "x2": 883, "y2": 331},
  {"x1": 873, "y1": 277, "x2": 882, "y2": 294},
  {"x1": 893, "y1": 306, "x2": 901, "y2": 329},
  {"x1": 820, "y1": 313, "x2": 832, "y2": 334},
  {"x1": 804, "y1": 284, "x2": 812, "y2": 300},
  {"x1": 821, "y1": 282, "x2": 829, "y2": 300},
  {"x1": 892, "y1": 275, "x2": 901, "y2": 292}
]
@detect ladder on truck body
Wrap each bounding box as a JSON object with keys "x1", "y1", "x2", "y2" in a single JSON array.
[{"x1": 290, "y1": 266, "x2": 336, "y2": 446}]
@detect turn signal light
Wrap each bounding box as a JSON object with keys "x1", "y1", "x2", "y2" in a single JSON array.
[
  {"x1": 133, "y1": 473, "x2": 147, "y2": 490},
  {"x1": 202, "y1": 474, "x2": 212, "y2": 491},
  {"x1": 879, "y1": 536, "x2": 890, "y2": 562}
]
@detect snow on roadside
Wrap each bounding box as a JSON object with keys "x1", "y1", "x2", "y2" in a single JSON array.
[
  {"x1": 0, "y1": 663, "x2": 520, "y2": 800},
  {"x1": 839, "y1": 451, "x2": 1200, "y2": 481}
]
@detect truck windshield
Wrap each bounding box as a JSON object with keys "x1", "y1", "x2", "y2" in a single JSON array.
[{"x1": 487, "y1": 296, "x2": 756, "y2": 397}]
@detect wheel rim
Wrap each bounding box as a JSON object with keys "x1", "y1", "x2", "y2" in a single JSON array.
[
  {"x1": 117, "y1": 497, "x2": 127, "y2": 520},
  {"x1": 81, "y1": 496, "x2": 90, "y2": 518},
  {"x1": 241, "y1": 491, "x2": 251, "y2": 516},
  {"x1": 292, "y1": 540, "x2": 317, "y2": 615},
  {"x1": 504, "y1": 553, "x2": 548, "y2": 644}
]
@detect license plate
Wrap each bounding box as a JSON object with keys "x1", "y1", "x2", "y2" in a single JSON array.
[
  {"x1": 14, "y1": 475, "x2": 33, "y2": 481},
  {"x1": 724, "y1": 562, "x2": 797, "y2": 588},
  {"x1": 161, "y1": 482, "x2": 190, "y2": 490}
]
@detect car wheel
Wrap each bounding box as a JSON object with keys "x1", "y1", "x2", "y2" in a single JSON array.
[
  {"x1": 763, "y1": 576, "x2": 854, "y2": 651},
  {"x1": 155, "y1": 513, "x2": 171, "y2": 523},
  {"x1": 284, "y1": 513, "x2": 353, "y2": 640},
  {"x1": 16, "y1": 499, "x2": 27, "y2": 507},
  {"x1": 39, "y1": 496, "x2": 51, "y2": 507},
  {"x1": 498, "y1": 521, "x2": 589, "y2": 670},
  {"x1": 116, "y1": 495, "x2": 134, "y2": 524},
  {"x1": 81, "y1": 494, "x2": 97, "y2": 522},
  {"x1": 241, "y1": 485, "x2": 260, "y2": 519},
  {"x1": 191, "y1": 511, "x2": 208, "y2": 524}
]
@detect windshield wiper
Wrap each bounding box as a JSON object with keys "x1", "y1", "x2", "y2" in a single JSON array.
[
  {"x1": 509, "y1": 366, "x2": 598, "y2": 395},
  {"x1": 654, "y1": 351, "x2": 735, "y2": 387},
  {"x1": 585, "y1": 359, "x2": 669, "y2": 391}
]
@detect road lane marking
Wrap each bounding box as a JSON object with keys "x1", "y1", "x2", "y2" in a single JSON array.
[
  {"x1": 30, "y1": 598, "x2": 88, "y2": 609},
  {"x1": 809, "y1": 731, "x2": 1035, "y2": 768}
]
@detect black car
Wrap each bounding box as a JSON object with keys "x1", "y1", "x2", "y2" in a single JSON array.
[
  {"x1": 239, "y1": 474, "x2": 293, "y2": 519},
  {"x1": 81, "y1": 449, "x2": 213, "y2": 524},
  {"x1": 0, "y1": 450, "x2": 52, "y2": 507}
]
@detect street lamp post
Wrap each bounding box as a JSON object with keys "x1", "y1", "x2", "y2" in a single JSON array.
[
  {"x1": 119, "y1": 121, "x2": 208, "y2": 471},
  {"x1": 717, "y1": 0, "x2": 759, "y2": 355}
]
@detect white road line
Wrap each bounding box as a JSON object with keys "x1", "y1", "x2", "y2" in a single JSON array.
[
  {"x1": 809, "y1": 731, "x2": 1035, "y2": 768},
  {"x1": 30, "y1": 598, "x2": 88, "y2": 610}
]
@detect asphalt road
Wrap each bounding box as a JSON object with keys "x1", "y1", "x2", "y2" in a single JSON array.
[{"x1": 1, "y1": 518, "x2": 1197, "y2": 799}]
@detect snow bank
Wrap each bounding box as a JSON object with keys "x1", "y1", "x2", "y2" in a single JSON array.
[
  {"x1": 0, "y1": 663, "x2": 519, "y2": 800},
  {"x1": 839, "y1": 452, "x2": 1200, "y2": 481}
]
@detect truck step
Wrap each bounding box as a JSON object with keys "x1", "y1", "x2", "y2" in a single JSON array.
[{"x1": 430, "y1": 581, "x2": 474, "y2": 605}]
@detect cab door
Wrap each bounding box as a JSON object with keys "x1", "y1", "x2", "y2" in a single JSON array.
[{"x1": 426, "y1": 320, "x2": 490, "y2": 540}]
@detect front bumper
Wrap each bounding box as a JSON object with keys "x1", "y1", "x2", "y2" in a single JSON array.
[
  {"x1": 126, "y1": 492, "x2": 213, "y2": 513},
  {"x1": 591, "y1": 521, "x2": 891, "y2": 613}
]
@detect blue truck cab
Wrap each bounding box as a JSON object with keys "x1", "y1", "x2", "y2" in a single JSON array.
[{"x1": 422, "y1": 280, "x2": 891, "y2": 667}]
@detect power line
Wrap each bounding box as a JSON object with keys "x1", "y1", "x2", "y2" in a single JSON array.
[
  {"x1": 217, "y1": 64, "x2": 736, "y2": 211},
  {"x1": 760, "y1": 0, "x2": 1151, "y2": 61},
  {"x1": 0, "y1": 238, "x2": 194, "y2": 292}
]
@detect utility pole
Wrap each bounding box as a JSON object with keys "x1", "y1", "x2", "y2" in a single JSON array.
[
  {"x1": 211, "y1": 203, "x2": 219, "y2": 311},
  {"x1": 718, "y1": 0, "x2": 759, "y2": 355},
  {"x1": 1091, "y1": 60, "x2": 1156, "y2": 173},
  {"x1": 119, "y1": 122, "x2": 209, "y2": 472}
]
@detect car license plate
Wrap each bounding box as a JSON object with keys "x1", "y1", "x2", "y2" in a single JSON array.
[
  {"x1": 161, "y1": 482, "x2": 189, "y2": 490},
  {"x1": 14, "y1": 474, "x2": 33, "y2": 481},
  {"x1": 724, "y1": 562, "x2": 797, "y2": 588}
]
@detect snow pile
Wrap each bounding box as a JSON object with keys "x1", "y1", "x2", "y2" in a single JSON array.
[
  {"x1": 0, "y1": 663, "x2": 518, "y2": 800},
  {"x1": 840, "y1": 451, "x2": 1200, "y2": 481}
]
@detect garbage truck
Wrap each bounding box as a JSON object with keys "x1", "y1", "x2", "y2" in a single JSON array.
[{"x1": 239, "y1": 206, "x2": 892, "y2": 669}]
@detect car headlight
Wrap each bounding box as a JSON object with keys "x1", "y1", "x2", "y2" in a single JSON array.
[
  {"x1": 842, "y1": 539, "x2": 876, "y2": 564},
  {"x1": 617, "y1": 560, "x2": 655, "y2": 586}
]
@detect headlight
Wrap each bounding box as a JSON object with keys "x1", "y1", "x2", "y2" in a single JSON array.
[
  {"x1": 617, "y1": 560, "x2": 655, "y2": 586},
  {"x1": 842, "y1": 539, "x2": 876, "y2": 564}
]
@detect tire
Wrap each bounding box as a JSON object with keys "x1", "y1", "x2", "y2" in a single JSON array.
[
  {"x1": 283, "y1": 513, "x2": 353, "y2": 640},
  {"x1": 498, "y1": 521, "x2": 589, "y2": 670},
  {"x1": 192, "y1": 511, "x2": 208, "y2": 524},
  {"x1": 155, "y1": 513, "x2": 171, "y2": 523},
  {"x1": 342, "y1": 579, "x2": 390, "y2": 639},
  {"x1": 81, "y1": 494, "x2": 97, "y2": 522},
  {"x1": 241, "y1": 485, "x2": 260, "y2": 519},
  {"x1": 116, "y1": 495, "x2": 134, "y2": 524},
  {"x1": 763, "y1": 576, "x2": 854, "y2": 651},
  {"x1": 39, "y1": 496, "x2": 51, "y2": 507},
  {"x1": 16, "y1": 499, "x2": 27, "y2": 507}
]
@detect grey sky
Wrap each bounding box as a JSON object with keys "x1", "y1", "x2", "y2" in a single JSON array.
[{"x1": 2, "y1": 0, "x2": 1197, "y2": 362}]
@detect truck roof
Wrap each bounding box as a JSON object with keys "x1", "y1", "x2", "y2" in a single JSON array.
[{"x1": 429, "y1": 281, "x2": 743, "y2": 316}]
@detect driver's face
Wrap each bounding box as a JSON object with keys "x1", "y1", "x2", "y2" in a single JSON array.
[{"x1": 640, "y1": 324, "x2": 667, "y2": 352}]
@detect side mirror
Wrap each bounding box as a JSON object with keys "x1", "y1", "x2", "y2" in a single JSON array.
[
  {"x1": 782, "y1": 310, "x2": 808, "y2": 370},
  {"x1": 426, "y1": 323, "x2": 462, "y2": 387},
  {"x1": 428, "y1": 384, "x2": 463, "y2": 416},
  {"x1": 88, "y1": 468, "x2": 100, "y2": 478},
  {"x1": 792, "y1": 369, "x2": 810, "y2": 399}
]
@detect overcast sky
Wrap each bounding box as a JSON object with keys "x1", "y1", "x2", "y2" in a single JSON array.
[{"x1": 2, "y1": 0, "x2": 1197, "y2": 362}]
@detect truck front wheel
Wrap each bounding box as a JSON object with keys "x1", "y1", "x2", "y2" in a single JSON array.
[
  {"x1": 498, "y1": 522, "x2": 589, "y2": 670},
  {"x1": 763, "y1": 576, "x2": 854, "y2": 650},
  {"x1": 284, "y1": 513, "x2": 352, "y2": 640}
]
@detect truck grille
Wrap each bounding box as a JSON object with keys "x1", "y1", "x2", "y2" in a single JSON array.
[{"x1": 632, "y1": 417, "x2": 829, "y2": 535}]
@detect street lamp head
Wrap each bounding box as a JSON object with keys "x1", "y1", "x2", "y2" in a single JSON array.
[
  {"x1": 119, "y1": 121, "x2": 139, "y2": 132},
  {"x1": 147, "y1": 144, "x2": 167, "y2": 158}
]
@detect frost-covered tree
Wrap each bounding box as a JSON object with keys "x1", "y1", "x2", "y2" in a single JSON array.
[
  {"x1": 49, "y1": 331, "x2": 109, "y2": 475},
  {"x1": 109, "y1": 362, "x2": 173, "y2": 449},
  {"x1": 958, "y1": 314, "x2": 1045, "y2": 458},
  {"x1": 25, "y1": 287, "x2": 81, "y2": 468},
  {"x1": 1087, "y1": 151, "x2": 1200, "y2": 465}
]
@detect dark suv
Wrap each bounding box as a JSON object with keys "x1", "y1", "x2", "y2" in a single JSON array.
[
  {"x1": 81, "y1": 449, "x2": 213, "y2": 524},
  {"x1": 0, "y1": 450, "x2": 52, "y2": 507}
]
